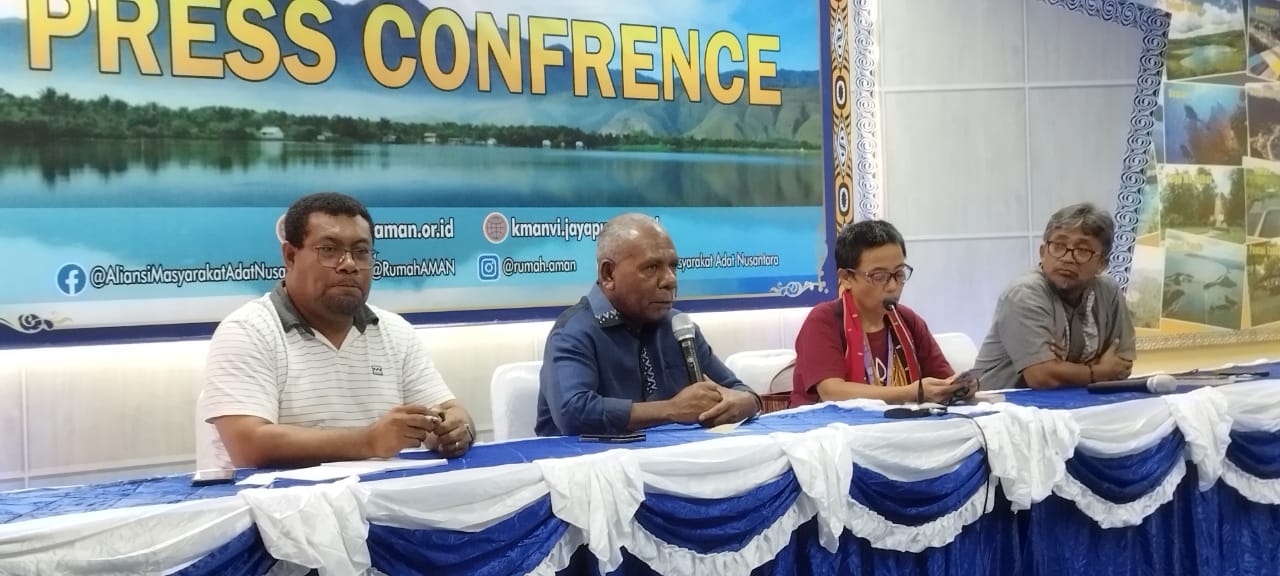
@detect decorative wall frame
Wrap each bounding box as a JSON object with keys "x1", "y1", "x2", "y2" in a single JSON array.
[{"x1": 845, "y1": 0, "x2": 885, "y2": 226}]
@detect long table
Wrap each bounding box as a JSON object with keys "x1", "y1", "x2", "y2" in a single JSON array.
[{"x1": 2, "y1": 363, "x2": 1279, "y2": 575}]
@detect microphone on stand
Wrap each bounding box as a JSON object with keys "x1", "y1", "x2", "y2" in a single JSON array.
[
  {"x1": 882, "y1": 297, "x2": 927, "y2": 404},
  {"x1": 1087, "y1": 374, "x2": 1178, "y2": 394},
  {"x1": 671, "y1": 313, "x2": 703, "y2": 384}
]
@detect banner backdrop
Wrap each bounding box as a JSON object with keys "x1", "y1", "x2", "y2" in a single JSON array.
[
  {"x1": 0, "y1": 0, "x2": 838, "y2": 346},
  {"x1": 1126, "y1": 0, "x2": 1280, "y2": 346}
]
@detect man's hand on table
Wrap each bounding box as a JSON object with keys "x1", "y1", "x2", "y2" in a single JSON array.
[
  {"x1": 365, "y1": 405, "x2": 440, "y2": 459},
  {"x1": 1050, "y1": 338, "x2": 1133, "y2": 384},
  {"x1": 429, "y1": 401, "x2": 475, "y2": 459},
  {"x1": 1090, "y1": 339, "x2": 1134, "y2": 381},
  {"x1": 664, "y1": 381, "x2": 723, "y2": 424},
  {"x1": 698, "y1": 386, "x2": 759, "y2": 428}
]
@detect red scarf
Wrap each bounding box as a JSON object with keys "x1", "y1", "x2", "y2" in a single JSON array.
[{"x1": 841, "y1": 291, "x2": 922, "y2": 387}]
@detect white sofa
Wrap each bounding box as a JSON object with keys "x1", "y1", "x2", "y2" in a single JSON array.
[{"x1": 0, "y1": 307, "x2": 814, "y2": 489}]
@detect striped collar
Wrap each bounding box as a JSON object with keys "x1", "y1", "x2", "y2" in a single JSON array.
[{"x1": 269, "y1": 280, "x2": 379, "y2": 335}]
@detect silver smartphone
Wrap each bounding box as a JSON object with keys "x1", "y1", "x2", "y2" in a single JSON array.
[{"x1": 191, "y1": 468, "x2": 236, "y2": 486}]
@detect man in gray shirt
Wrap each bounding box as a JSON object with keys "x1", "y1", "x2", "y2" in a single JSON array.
[{"x1": 975, "y1": 203, "x2": 1136, "y2": 390}]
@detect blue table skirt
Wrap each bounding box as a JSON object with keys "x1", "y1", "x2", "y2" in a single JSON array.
[{"x1": 6, "y1": 364, "x2": 1279, "y2": 575}]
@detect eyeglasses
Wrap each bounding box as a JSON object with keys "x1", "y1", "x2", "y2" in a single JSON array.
[
  {"x1": 1045, "y1": 241, "x2": 1098, "y2": 264},
  {"x1": 844, "y1": 264, "x2": 913, "y2": 286},
  {"x1": 314, "y1": 245, "x2": 376, "y2": 269}
]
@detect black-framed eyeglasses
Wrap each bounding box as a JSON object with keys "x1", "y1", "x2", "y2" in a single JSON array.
[
  {"x1": 314, "y1": 245, "x2": 376, "y2": 269},
  {"x1": 1045, "y1": 241, "x2": 1098, "y2": 264},
  {"x1": 844, "y1": 264, "x2": 913, "y2": 286}
]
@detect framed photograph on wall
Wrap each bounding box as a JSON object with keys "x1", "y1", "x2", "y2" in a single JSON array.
[{"x1": 1129, "y1": 0, "x2": 1280, "y2": 348}]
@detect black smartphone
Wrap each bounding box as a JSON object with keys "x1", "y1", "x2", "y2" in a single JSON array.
[
  {"x1": 884, "y1": 407, "x2": 933, "y2": 419},
  {"x1": 1209, "y1": 368, "x2": 1270, "y2": 379},
  {"x1": 579, "y1": 432, "x2": 647, "y2": 443},
  {"x1": 948, "y1": 368, "x2": 982, "y2": 404},
  {"x1": 954, "y1": 368, "x2": 982, "y2": 386}
]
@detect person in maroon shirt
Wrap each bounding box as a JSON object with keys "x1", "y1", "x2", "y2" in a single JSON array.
[{"x1": 791, "y1": 220, "x2": 969, "y2": 407}]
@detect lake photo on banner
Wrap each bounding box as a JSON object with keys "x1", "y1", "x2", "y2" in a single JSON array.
[{"x1": 0, "y1": 140, "x2": 823, "y2": 208}]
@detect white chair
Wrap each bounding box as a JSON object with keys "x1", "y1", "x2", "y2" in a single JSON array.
[
  {"x1": 489, "y1": 361, "x2": 544, "y2": 442},
  {"x1": 934, "y1": 332, "x2": 979, "y2": 374},
  {"x1": 769, "y1": 363, "x2": 796, "y2": 394},
  {"x1": 724, "y1": 349, "x2": 797, "y2": 395}
]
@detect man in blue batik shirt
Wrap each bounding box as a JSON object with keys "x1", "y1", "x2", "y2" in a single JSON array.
[{"x1": 535, "y1": 213, "x2": 761, "y2": 436}]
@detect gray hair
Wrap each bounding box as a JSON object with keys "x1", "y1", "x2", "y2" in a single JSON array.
[
  {"x1": 596, "y1": 213, "x2": 665, "y2": 263},
  {"x1": 1043, "y1": 202, "x2": 1115, "y2": 256}
]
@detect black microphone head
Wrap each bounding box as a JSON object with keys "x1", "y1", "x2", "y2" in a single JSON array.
[
  {"x1": 671, "y1": 313, "x2": 697, "y2": 341},
  {"x1": 881, "y1": 297, "x2": 899, "y2": 311}
]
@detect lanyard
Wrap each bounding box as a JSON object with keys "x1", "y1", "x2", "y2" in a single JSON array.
[{"x1": 860, "y1": 319, "x2": 893, "y2": 386}]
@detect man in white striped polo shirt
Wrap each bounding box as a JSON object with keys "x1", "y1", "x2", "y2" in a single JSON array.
[{"x1": 200, "y1": 193, "x2": 473, "y2": 469}]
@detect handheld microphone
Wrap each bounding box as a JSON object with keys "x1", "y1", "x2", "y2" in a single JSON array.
[
  {"x1": 1087, "y1": 373, "x2": 1177, "y2": 394},
  {"x1": 671, "y1": 313, "x2": 703, "y2": 384},
  {"x1": 881, "y1": 297, "x2": 927, "y2": 404}
]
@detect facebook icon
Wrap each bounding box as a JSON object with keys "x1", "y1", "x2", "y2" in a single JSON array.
[{"x1": 56, "y1": 263, "x2": 87, "y2": 296}]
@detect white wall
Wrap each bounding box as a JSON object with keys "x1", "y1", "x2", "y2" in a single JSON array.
[{"x1": 878, "y1": 0, "x2": 1144, "y2": 341}]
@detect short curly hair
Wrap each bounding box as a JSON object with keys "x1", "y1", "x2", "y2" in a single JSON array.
[{"x1": 282, "y1": 192, "x2": 374, "y2": 247}]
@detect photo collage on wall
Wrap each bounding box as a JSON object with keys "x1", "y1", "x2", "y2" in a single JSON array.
[{"x1": 1132, "y1": 0, "x2": 1280, "y2": 334}]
